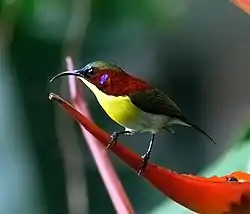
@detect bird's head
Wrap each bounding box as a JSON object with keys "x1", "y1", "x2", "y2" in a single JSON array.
[
  {"x1": 50, "y1": 61, "x2": 152, "y2": 96},
  {"x1": 50, "y1": 61, "x2": 128, "y2": 93}
]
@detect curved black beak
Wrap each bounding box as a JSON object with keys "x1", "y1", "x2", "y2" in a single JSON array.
[{"x1": 49, "y1": 70, "x2": 83, "y2": 83}]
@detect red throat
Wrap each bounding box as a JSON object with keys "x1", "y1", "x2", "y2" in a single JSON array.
[{"x1": 89, "y1": 69, "x2": 152, "y2": 96}]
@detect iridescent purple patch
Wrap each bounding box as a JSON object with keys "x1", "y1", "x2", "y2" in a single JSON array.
[{"x1": 100, "y1": 74, "x2": 109, "y2": 85}]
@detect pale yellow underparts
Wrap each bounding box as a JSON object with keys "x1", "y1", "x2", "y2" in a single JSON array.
[{"x1": 78, "y1": 77, "x2": 183, "y2": 134}]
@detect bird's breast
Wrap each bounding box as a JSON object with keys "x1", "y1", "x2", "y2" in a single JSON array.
[
  {"x1": 90, "y1": 87, "x2": 142, "y2": 127},
  {"x1": 79, "y1": 77, "x2": 170, "y2": 133},
  {"x1": 95, "y1": 90, "x2": 170, "y2": 133}
]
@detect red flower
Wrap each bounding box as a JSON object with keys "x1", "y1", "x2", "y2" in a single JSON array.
[
  {"x1": 49, "y1": 92, "x2": 250, "y2": 214},
  {"x1": 232, "y1": 0, "x2": 250, "y2": 14}
]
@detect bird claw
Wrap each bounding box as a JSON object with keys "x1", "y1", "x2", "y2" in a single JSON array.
[
  {"x1": 137, "y1": 153, "x2": 150, "y2": 175},
  {"x1": 106, "y1": 132, "x2": 119, "y2": 148}
]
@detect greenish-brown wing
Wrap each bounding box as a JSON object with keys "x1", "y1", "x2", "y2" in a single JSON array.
[
  {"x1": 128, "y1": 88, "x2": 183, "y2": 119},
  {"x1": 129, "y1": 88, "x2": 217, "y2": 144}
]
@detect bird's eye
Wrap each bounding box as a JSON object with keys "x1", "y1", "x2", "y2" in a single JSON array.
[
  {"x1": 226, "y1": 177, "x2": 238, "y2": 182},
  {"x1": 85, "y1": 67, "x2": 95, "y2": 75},
  {"x1": 78, "y1": 63, "x2": 98, "y2": 78},
  {"x1": 78, "y1": 66, "x2": 96, "y2": 78}
]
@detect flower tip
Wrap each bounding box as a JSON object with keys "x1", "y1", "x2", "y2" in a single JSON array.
[{"x1": 49, "y1": 93, "x2": 56, "y2": 100}]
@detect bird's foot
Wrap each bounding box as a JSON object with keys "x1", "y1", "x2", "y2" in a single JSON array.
[
  {"x1": 137, "y1": 152, "x2": 150, "y2": 175},
  {"x1": 106, "y1": 132, "x2": 119, "y2": 148},
  {"x1": 106, "y1": 130, "x2": 134, "y2": 148}
]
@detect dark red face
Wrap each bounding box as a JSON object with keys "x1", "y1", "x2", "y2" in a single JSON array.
[{"x1": 82, "y1": 66, "x2": 152, "y2": 96}]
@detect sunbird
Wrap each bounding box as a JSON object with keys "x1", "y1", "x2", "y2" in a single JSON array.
[{"x1": 50, "y1": 61, "x2": 216, "y2": 174}]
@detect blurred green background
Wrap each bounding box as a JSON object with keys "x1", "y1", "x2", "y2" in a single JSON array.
[{"x1": 1, "y1": 0, "x2": 250, "y2": 213}]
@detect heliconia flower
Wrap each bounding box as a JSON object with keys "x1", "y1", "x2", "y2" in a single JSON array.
[
  {"x1": 49, "y1": 92, "x2": 250, "y2": 214},
  {"x1": 232, "y1": 0, "x2": 250, "y2": 14}
]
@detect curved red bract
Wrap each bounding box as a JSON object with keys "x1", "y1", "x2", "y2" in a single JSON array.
[{"x1": 49, "y1": 93, "x2": 250, "y2": 214}]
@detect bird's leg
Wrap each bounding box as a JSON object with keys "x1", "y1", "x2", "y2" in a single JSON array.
[
  {"x1": 138, "y1": 134, "x2": 156, "y2": 175},
  {"x1": 106, "y1": 130, "x2": 133, "y2": 148}
]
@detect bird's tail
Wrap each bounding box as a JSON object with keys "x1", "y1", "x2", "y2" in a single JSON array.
[{"x1": 178, "y1": 117, "x2": 216, "y2": 145}]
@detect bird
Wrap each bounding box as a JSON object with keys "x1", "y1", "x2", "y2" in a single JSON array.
[{"x1": 50, "y1": 61, "x2": 216, "y2": 174}]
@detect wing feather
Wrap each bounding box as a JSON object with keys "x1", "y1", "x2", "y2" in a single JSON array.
[
  {"x1": 129, "y1": 88, "x2": 216, "y2": 144},
  {"x1": 129, "y1": 88, "x2": 183, "y2": 119}
]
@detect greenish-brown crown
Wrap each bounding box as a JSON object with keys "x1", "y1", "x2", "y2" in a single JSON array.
[{"x1": 84, "y1": 61, "x2": 124, "y2": 72}]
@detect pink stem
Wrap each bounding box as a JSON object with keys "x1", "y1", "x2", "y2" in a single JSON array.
[{"x1": 65, "y1": 56, "x2": 134, "y2": 214}]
